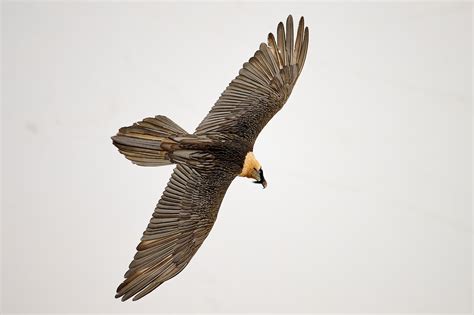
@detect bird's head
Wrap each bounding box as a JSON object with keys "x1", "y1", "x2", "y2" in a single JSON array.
[{"x1": 239, "y1": 152, "x2": 267, "y2": 189}]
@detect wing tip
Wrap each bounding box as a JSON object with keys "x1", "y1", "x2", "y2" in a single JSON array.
[
  {"x1": 270, "y1": 15, "x2": 308, "y2": 70},
  {"x1": 115, "y1": 292, "x2": 126, "y2": 301}
]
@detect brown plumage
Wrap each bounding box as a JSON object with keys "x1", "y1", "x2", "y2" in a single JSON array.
[{"x1": 112, "y1": 15, "x2": 309, "y2": 301}]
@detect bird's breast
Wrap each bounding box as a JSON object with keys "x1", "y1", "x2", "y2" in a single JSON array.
[{"x1": 207, "y1": 137, "x2": 250, "y2": 175}]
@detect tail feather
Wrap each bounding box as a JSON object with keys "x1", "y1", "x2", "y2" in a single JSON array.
[
  {"x1": 138, "y1": 115, "x2": 188, "y2": 135},
  {"x1": 112, "y1": 115, "x2": 188, "y2": 167}
]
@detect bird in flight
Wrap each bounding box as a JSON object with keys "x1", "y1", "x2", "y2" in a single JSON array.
[{"x1": 112, "y1": 15, "x2": 309, "y2": 301}]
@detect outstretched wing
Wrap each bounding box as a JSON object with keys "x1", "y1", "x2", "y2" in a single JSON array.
[
  {"x1": 116, "y1": 164, "x2": 235, "y2": 301},
  {"x1": 195, "y1": 15, "x2": 309, "y2": 144}
]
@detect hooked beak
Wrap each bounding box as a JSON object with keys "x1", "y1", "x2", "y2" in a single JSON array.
[
  {"x1": 253, "y1": 168, "x2": 267, "y2": 189},
  {"x1": 254, "y1": 179, "x2": 267, "y2": 189}
]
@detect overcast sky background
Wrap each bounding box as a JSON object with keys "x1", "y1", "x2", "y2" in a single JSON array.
[{"x1": 2, "y1": 2, "x2": 472, "y2": 313}]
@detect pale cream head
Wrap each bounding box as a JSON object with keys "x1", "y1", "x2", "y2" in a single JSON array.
[{"x1": 239, "y1": 152, "x2": 267, "y2": 188}]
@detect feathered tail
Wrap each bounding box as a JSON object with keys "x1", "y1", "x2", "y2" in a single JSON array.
[{"x1": 112, "y1": 115, "x2": 212, "y2": 167}]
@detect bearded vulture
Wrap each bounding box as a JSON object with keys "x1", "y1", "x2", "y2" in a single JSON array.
[{"x1": 112, "y1": 15, "x2": 309, "y2": 301}]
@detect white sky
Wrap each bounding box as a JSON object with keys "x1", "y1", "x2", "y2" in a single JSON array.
[{"x1": 2, "y1": 2, "x2": 472, "y2": 313}]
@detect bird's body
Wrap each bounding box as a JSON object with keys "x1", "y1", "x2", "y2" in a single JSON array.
[{"x1": 112, "y1": 15, "x2": 309, "y2": 301}]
